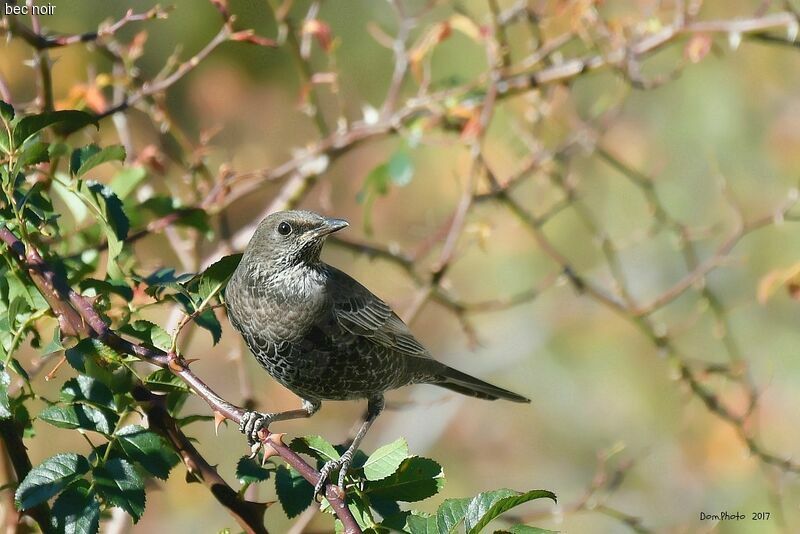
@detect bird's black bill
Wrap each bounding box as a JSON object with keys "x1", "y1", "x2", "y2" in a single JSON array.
[{"x1": 314, "y1": 217, "x2": 349, "y2": 237}]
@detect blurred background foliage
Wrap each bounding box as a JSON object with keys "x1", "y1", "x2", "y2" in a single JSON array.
[{"x1": 2, "y1": 0, "x2": 800, "y2": 532}]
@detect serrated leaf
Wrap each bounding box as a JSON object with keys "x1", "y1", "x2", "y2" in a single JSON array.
[
  {"x1": 235, "y1": 456, "x2": 271, "y2": 484},
  {"x1": 15, "y1": 453, "x2": 90, "y2": 510},
  {"x1": 51, "y1": 481, "x2": 100, "y2": 534},
  {"x1": 13, "y1": 110, "x2": 97, "y2": 148},
  {"x1": 116, "y1": 425, "x2": 179, "y2": 480},
  {"x1": 465, "y1": 489, "x2": 557, "y2": 534},
  {"x1": 275, "y1": 465, "x2": 313, "y2": 519},
  {"x1": 436, "y1": 497, "x2": 471, "y2": 533},
  {"x1": 366, "y1": 456, "x2": 444, "y2": 502},
  {"x1": 290, "y1": 435, "x2": 340, "y2": 463},
  {"x1": 362, "y1": 437, "x2": 408, "y2": 481},
  {"x1": 39, "y1": 403, "x2": 118, "y2": 435},
  {"x1": 93, "y1": 458, "x2": 145, "y2": 522},
  {"x1": 0, "y1": 363, "x2": 11, "y2": 419}
]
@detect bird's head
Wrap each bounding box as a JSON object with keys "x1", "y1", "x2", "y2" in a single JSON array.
[{"x1": 243, "y1": 210, "x2": 349, "y2": 273}]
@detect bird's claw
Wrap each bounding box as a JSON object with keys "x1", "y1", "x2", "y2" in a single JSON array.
[
  {"x1": 239, "y1": 411, "x2": 274, "y2": 449},
  {"x1": 313, "y1": 452, "x2": 353, "y2": 498}
]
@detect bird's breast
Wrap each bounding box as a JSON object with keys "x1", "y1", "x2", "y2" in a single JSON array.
[{"x1": 227, "y1": 263, "x2": 329, "y2": 343}]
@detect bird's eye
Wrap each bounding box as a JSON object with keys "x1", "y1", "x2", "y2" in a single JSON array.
[{"x1": 277, "y1": 221, "x2": 292, "y2": 236}]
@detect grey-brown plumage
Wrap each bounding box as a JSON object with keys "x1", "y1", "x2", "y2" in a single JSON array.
[{"x1": 225, "y1": 210, "x2": 529, "y2": 495}]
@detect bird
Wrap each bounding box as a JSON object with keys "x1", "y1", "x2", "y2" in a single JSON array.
[{"x1": 224, "y1": 210, "x2": 530, "y2": 496}]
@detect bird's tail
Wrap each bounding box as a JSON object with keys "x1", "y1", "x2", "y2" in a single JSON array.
[{"x1": 412, "y1": 358, "x2": 530, "y2": 403}]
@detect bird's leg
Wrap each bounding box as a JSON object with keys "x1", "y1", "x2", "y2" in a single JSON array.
[
  {"x1": 314, "y1": 395, "x2": 384, "y2": 497},
  {"x1": 240, "y1": 399, "x2": 320, "y2": 452}
]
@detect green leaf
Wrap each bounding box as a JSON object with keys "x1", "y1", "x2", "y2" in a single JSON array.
[
  {"x1": 41, "y1": 327, "x2": 63, "y2": 355},
  {"x1": 464, "y1": 489, "x2": 557, "y2": 534},
  {"x1": 78, "y1": 180, "x2": 129, "y2": 240},
  {"x1": 362, "y1": 437, "x2": 409, "y2": 481},
  {"x1": 75, "y1": 180, "x2": 129, "y2": 279},
  {"x1": 235, "y1": 456, "x2": 271, "y2": 484},
  {"x1": 387, "y1": 150, "x2": 414, "y2": 186},
  {"x1": 60, "y1": 375, "x2": 115, "y2": 409},
  {"x1": 13, "y1": 110, "x2": 97, "y2": 148},
  {"x1": 436, "y1": 497, "x2": 471, "y2": 533},
  {"x1": 0, "y1": 128, "x2": 8, "y2": 154},
  {"x1": 73, "y1": 145, "x2": 125, "y2": 177},
  {"x1": 65, "y1": 339, "x2": 118, "y2": 387},
  {"x1": 406, "y1": 512, "x2": 437, "y2": 534},
  {"x1": 139, "y1": 267, "x2": 192, "y2": 298},
  {"x1": 18, "y1": 141, "x2": 50, "y2": 167},
  {"x1": 69, "y1": 145, "x2": 99, "y2": 176},
  {"x1": 51, "y1": 178, "x2": 89, "y2": 224},
  {"x1": 51, "y1": 481, "x2": 100, "y2": 534},
  {"x1": 93, "y1": 458, "x2": 146, "y2": 522},
  {"x1": 365, "y1": 456, "x2": 444, "y2": 502},
  {"x1": 143, "y1": 369, "x2": 188, "y2": 393},
  {"x1": 194, "y1": 308, "x2": 222, "y2": 345},
  {"x1": 186, "y1": 254, "x2": 242, "y2": 301},
  {"x1": 7, "y1": 295, "x2": 30, "y2": 331},
  {"x1": 275, "y1": 465, "x2": 313, "y2": 519},
  {"x1": 116, "y1": 425, "x2": 179, "y2": 480},
  {"x1": 15, "y1": 453, "x2": 90, "y2": 510},
  {"x1": 120, "y1": 320, "x2": 171, "y2": 352},
  {"x1": 38, "y1": 403, "x2": 118, "y2": 435},
  {"x1": 0, "y1": 363, "x2": 11, "y2": 419},
  {"x1": 0, "y1": 100, "x2": 14, "y2": 123},
  {"x1": 109, "y1": 166, "x2": 147, "y2": 200},
  {"x1": 290, "y1": 435, "x2": 340, "y2": 463},
  {"x1": 79, "y1": 278, "x2": 133, "y2": 301}
]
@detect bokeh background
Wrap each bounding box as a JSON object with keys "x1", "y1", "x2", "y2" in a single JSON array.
[{"x1": 3, "y1": 0, "x2": 800, "y2": 532}]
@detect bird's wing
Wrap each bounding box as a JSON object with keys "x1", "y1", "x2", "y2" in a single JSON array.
[{"x1": 327, "y1": 267, "x2": 429, "y2": 357}]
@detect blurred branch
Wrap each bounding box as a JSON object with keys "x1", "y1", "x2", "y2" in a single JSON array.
[
  {"x1": 517, "y1": 450, "x2": 650, "y2": 533},
  {"x1": 2, "y1": 6, "x2": 168, "y2": 50}
]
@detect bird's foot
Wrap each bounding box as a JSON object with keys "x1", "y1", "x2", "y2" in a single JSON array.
[
  {"x1": 239, "y1": 411, "x2": 274, "y2": 455},
  {"x1": 313, "y1": 450, "x2": 354, "y2": 498}
]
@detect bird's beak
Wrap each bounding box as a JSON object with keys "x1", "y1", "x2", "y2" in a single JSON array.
[{"x1": 314, "y1": 217, "x2": 349, "y2": 237}]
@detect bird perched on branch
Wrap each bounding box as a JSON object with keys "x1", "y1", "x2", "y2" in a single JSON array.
[{"x1": 225, "y1": 210, "x2": 529, "y2": 496}]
